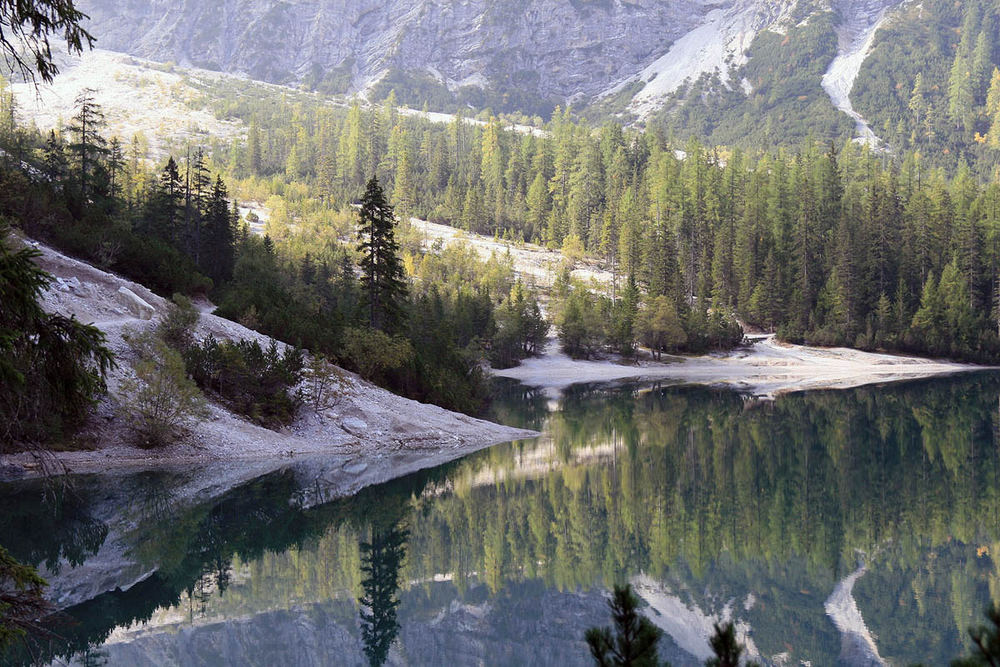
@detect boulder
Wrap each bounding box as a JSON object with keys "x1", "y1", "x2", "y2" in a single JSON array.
[{"x1": 117, "y1": 286, "x2": 155, "y2": 320}]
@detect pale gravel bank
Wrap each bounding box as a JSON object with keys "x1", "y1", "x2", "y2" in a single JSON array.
[
  {"x1": 494, "y1": 336, "x2": 988, "y2": 397},
  {"x1": 1, "y1": 238, "x2": 537, "y2": 480}
]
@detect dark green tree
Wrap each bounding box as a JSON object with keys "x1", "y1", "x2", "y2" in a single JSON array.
[
  {"x1": 357, "y1": 175, "x2": 407, "y2": 332},
  {"x1": 952, "y1": 603, "x2": 1000, "y2": 666},
  {"x1": 358, "y1": 525, "x2": 409, "y2": 667},
  {"x1": 705, "y1": 622, "x2": 759, "y2": 667},
  {"x1": 142, "y1": 157, "x2": 184, "y2": 244},
  {"x1": 202, "y1": 176, "x2": 235, "y2": 284},
  {"x1": 0, "y1": 546, "x2": 49, "y2": 651},
  {"x1": 40, "y1": 129, "x2": 66, "y2": 183},
  {"x1": 0, "y1": 221, "x2": 114, "y2": 446},
  {"x1": 585, "y1": 584, "x2": 665, "y2": 667},
  {"x1": 184, "y1": 147, "x2": 211, "y2": 262},
  {"x1": 0, "y1": 0, "x2": 93, "y2": 83},
  {"x1": 66, "y1": 89, "x2": 108, "y2": 203}
]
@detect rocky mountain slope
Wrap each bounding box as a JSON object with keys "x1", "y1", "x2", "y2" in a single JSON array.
[
  {"x1": 70, "y1": 0, "x2": 1000, "y2": 165},
  {"x1": 77, "y1": 0, "x2": 902, "y2": 123}
]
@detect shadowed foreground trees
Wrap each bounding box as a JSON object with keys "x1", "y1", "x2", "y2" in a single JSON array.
[
  {"x1": 0, "y1": 546, "x2": 49, "y2": 651},
  {"x1": 584, "y1": 585, "x2": 761, "y2": 666},
  {"x1": 952, "y1": 603, "x2": 1000, "y2": 666},
  {"x1": 0, "y1": 222, "x2": 113, "y2": 447},
  {"x1": 585, "y1": 585, "x2": 665, "y2": 666},
  {"x1": 0, "y1": 0, "x2": 93, "y2": 83}
]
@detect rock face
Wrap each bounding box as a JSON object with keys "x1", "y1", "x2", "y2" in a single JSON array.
[
  {"x1": 77, "y1": 0, "x2": 904, "y2": 114},
  {"x1": 79, "y1": 0, "x2": 707, "y2": 99}
]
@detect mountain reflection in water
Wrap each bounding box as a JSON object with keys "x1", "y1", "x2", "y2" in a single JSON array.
[{"x1": 3, "y1": 373, "x2": 1000, "y2": 665}]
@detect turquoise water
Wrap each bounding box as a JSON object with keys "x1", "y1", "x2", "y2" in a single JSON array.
[{"x1": 4, "y1": 373, "x2": 1000, "y2": 665}]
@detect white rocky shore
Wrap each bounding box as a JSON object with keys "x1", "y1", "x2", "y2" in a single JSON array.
[
  {"x1": 496, "y1": 336, "x2": 985, "y2": 398},
  {"x1": 1, "y1": 237, "x2": 537, "y2": 480}
]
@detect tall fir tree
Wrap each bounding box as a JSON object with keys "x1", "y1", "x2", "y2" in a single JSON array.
[{"x1": 357, "y1": 175, "x2": 407, "y2": 332}]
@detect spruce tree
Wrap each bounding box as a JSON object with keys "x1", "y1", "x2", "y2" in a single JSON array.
[
  {"x1": 357, "y1": 175, "x2": 407, "y2": 332},
  {"x1": 142, "y1": 157, "x2": 184, "y2": 244},
  {"x1": 358, "y1": 525, "x2": 408, "y2": 667},
  {"x1": 247, "y1": 117, "x2": 262, "y2": 177},
  {"x1": 67, "y1": 88, "x2": 108, "y2": 203},
  {"x1": 705, "y1": 622, "x2": 760, "y2": 667},
  {"x1": 0, "y1": 222, "x2": 114, "y2": 446},
  {"x1": 0, "y1": 0, "x2": 93, "y2": 83},
  {"x1": 202, "y1": 176, "x2": 235, "y2": 284},
  {"x1": 585, "y1": 584, "x2": 664, "y2": 667}
]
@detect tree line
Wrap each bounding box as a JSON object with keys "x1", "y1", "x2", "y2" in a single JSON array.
[
  {"x1": 0, "y1": 82, "x2": 549, "y2": 427},
  {"x1": 209, "y1": 91, "x2": 1000, "y2": 362}
]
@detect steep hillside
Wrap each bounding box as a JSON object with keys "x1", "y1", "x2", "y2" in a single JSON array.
[
  {"x1": 74, "y1": 0, "x2": 889, "y2": 121},
  {"x1": 2, "y1": 236, "x2": 536, "y2": 479},
  {"x1": 78, "y1": 0, "x2": 720, "y2": 117}
]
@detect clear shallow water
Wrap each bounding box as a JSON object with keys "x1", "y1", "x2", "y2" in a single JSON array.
[{"x1": 5, "y1": 373, "x2": 1000, "y2": 665}]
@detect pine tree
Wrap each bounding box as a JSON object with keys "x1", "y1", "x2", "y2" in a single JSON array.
[
  {"x1": 357, "y1": 175, "x2": 407, "y2": 332},
  {"x1": 585, "y1": 584, "x2": 664, "y2": 667},
  {"x1": 986, "y1": 69, "x2": 1000, "y2": 149},
  {"x1": 358, "y1": 525, "x2": 408, "y2": 667},
  {"x1": 971, "y1": 26, "x2": 994, "y2": 103},
  {"x1": 143, "y1": 157, "x2": 184, "y2": 244},
  {"x1": 909, "y1": 73, "x2": 928, "y2": 132},
  {"x1": 106, "y1": 137, "x2": 124, "y2": 203},
  {"x1": 706, "y1": 622, "x2": 759, "y2": 667},
  {"x1": 948, "y1": 54, "x2": 975, "y2": 132},
  {"x1": 184, "y1": 147, "x2": 211, "y2": 262},
  {"x1": 202, "y1": 176, "x2": 235, "y2": 284},
  {"x1": 461, "y1": 184, "x2": 485, "y2": 233},
  {"x1": 0, "y1": 0, "x2": 93, "y2": 84},
  {"x1": 67, "y1": 88, "x2": 108, "y2": 203},
  {"x1": 41, "y1": 129, "x2": 67, "y2": 183},
  {"x1": 392, "y1": 136, "x2": 416, "y2": 220},
  {"x1": 338, "y1": 100, "x2": 366, "y2": 191},
  {"x1": 481, "y1": 116, "x2": 505, "y2": 232},
  {"x1": 526, "y1": 171, "x2": 550, "y2": 240},
  {"x1": 1, "y1": 223, "x2": 114, "y2": 446},
  {"x1": 247, "y1": 116, "x2": 262, "y2": 177}
]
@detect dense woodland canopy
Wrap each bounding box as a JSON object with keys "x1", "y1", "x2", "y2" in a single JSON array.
[{"x1": 183, "y1": 84, "x2": 1000, "y2": 362}]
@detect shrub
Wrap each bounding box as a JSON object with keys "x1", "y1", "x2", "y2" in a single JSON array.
[
  {"x1": 304, "y1": 355, "x2": 350, "y2": 413},
  {"x1": 185, "y1": 336, "x2": 303, "y2": 427},
  {"x1": 341, "y1": 327, "x2": 414, "y2": 386},
  {"x1": 158, "y1": 293, "x2": 200, "y2": 352},
  {"x1": 120, "y1": 330, "x2": 207, "y2": 448}
]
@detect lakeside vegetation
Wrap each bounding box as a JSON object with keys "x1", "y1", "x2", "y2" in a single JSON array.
[{"x1": 0, "y1": 75, "x2": 551, "y2": 448}]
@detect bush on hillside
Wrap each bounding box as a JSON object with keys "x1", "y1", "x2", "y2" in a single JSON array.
[
  {"x1": 185, "y1": 336, "x2": 303, "y2": 427},
  {"x1": 120, "y1": 329, "x2": 207, "y2": 448}
]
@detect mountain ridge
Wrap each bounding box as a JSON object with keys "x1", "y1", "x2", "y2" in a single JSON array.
[{"x1": 77, "y1": 0, "x2": 900, "y2": 121}]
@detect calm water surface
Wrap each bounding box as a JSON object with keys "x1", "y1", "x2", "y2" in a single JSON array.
[{"x1": 5, "y1": 373, "x2": 1000, "y2": 666}]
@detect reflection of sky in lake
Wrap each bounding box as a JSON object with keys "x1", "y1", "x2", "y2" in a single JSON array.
[{"x1": 4, "y1": 372, "x2": 1000, "y2": 666}]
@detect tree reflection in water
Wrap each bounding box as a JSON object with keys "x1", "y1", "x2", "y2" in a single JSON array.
[{"x1": 358, "y1": 523, "x2": 409, "y2": 667}]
